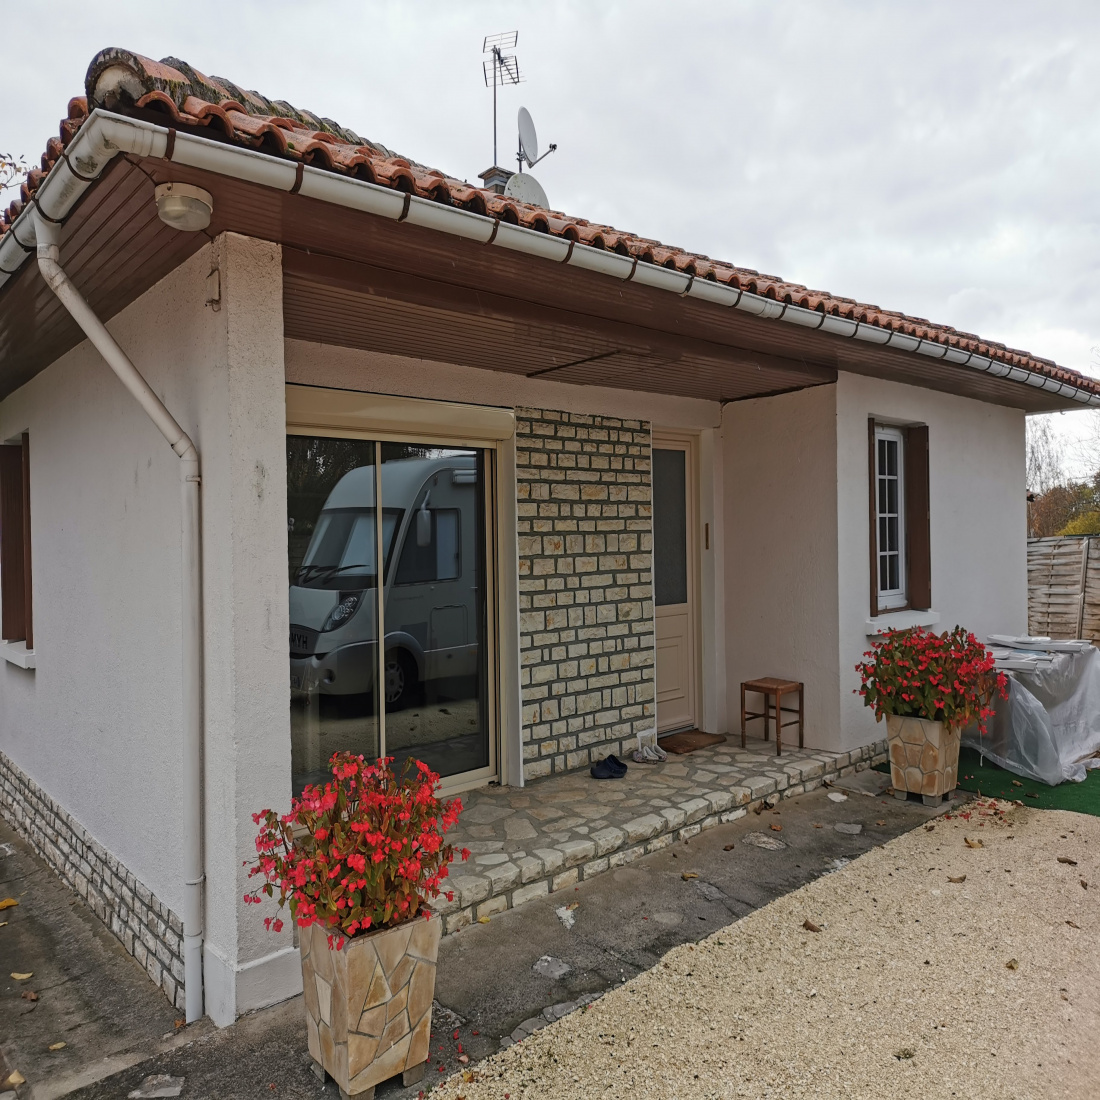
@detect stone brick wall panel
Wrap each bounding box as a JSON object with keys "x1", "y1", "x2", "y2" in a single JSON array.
[{"x1": 516, "y1": 408, "x2": 656, "y2": 781}]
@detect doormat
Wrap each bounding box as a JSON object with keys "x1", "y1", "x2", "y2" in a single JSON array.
[{"x1": 657, "y1": 730, "x2": 727, "y2": 755}]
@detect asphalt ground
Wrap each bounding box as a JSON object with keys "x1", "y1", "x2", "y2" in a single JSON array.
[{"x1": 1, "y1": 768, "x2": 949, "y2": 1099}]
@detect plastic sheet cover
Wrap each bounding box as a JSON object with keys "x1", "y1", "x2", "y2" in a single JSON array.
[{"x1": 962, "y1": 648, "x2": 1100, "y2": 785}]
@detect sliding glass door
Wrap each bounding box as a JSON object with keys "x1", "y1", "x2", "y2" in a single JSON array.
[{"x1": 287, "y1": 434, "x2": 495, "y2": 792}]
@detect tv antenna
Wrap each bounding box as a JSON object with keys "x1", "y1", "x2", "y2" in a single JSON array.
[{"x1": 483, "y1": 31, "x2": 522, "y2": 167}]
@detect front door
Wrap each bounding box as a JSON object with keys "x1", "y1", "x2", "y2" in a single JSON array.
[{"x1": 653, "y1": 435, "x2": 699, "y2": 734}]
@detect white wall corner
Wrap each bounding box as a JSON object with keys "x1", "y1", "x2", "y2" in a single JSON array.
[
  {"x1": 721, "y1": 385, "x2": 843, "y2": 749},
  {"x1": 199, "y1": 232, "x2": 294, "y2": 996},
  {"x1": 203, "y1": 942, "x2": 302, "y2": 1027}
]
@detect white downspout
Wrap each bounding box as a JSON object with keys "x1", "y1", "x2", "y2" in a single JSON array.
[{"x1": 33, "y1": 210, "x2": 205, "y2": 1023}]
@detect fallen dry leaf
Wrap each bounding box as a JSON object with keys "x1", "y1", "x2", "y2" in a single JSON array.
[
  {"x1": 875, "y1": 820, "x2": 886, "y2": 826},
  {"x1": 0, "y1": 921, "x2": 6, "y2": 928},
  {"x1": 10, "y1": 971, "x2": 32, "y2": 980},
  {"x1": 476, "y1": 916, "x2": 491, "y2": 924},
  {"x1": 20, "y1": 990, "x2": 38, "y2": 1002},
  {"x1": 48, "y1": 1042, "x2": 65, "y2": 1051},
  {"x1": 812, "y1": 823, "x2": 824, "y2": 829},
  {"x1": 1081, "y1": 879, "x2": 1088, "y2": 890},
  {"x1": 1057, "y1": 856, "x2": 1078, "y2": 866},
  {"x1": 1006, "y1": 958, "x2": 1019, "y2": 970},
  {"x1": 924, "y1": 824, "x2": 935, "y2": 832},
  {"x1": 457, "y1": 1053, "x2": 469, "y2": 1064},
  {"x1": 565, "y1": 901, "x2": 579, "y2": 911},
  {"x1": 0, "y1": 898, "x2": 18, "y2": 910},
  {"x1": 1066, "y1": 920, "x2": 1080, "y2": 929},
  {"x1": 947, "y1": 875, "x2": 967, "y2": 884},
  {"x1": 4, "y1": 1071, "x2": 26, "y2": 1088},
  {"x1": 803, "y1": 919, "x2": 822, "y2": 933},
  {"x1": 769, "y1": 824, "x2": 783, "y2": 832},
  {"x1": 964, "y1": 837, "x2": 983, "y2": 849},
  {"x1": 174, "y1": 1019, "x2": 185, "y2": 1029},
  {"x1": 1011, "y1": 780, "x2": 1023, "y2": 787},
  {"x1": 1026, "y1": 792, "x2": 1039, "y2": 799},
  {"x1": 681, "y1": 872, "x2": 699, "y2": 880},
  {"x1": 722, "y1": 843, "x2": 735, "y2": 851}
]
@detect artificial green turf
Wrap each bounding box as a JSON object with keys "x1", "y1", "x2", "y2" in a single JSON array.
[{"x1": 876, "y1": 747, "x2": 1100, "y2": 816}]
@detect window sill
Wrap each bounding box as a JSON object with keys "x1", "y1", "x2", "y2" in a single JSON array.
[
  {"x1": 0, "y1": 641, "x2": 36, "y2": 669},
  {"x1": 865, "y1": 610, "x2": 940, "y2": 637}
]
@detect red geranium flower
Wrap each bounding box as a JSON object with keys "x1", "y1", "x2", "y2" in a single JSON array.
[
  {"x1": 243, "y1": 754, "x2": 468, "y2": 942},
  {"x1": 854, "y1": 626, "x2": 1007, "y2": 736}
]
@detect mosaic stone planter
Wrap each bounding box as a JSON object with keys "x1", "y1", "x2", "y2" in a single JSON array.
[
  {"x1": 300, "y1": 914, "x2": 441, "y2": 1099},
  {"x1": 887, "y1": 714, "x2": 959, "y2": 806}
]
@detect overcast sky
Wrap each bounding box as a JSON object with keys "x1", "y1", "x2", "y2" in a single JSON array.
[{"x1": 4, "y1": 1, "x2": 1099, "y2": 471}]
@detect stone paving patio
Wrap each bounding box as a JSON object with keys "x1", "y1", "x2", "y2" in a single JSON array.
[{"x1": 435, "y1": 735, "x2": 889, "y2": 933}]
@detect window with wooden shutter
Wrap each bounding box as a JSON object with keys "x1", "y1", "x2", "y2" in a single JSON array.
[
  {"x1": 868, "y1": 420, "x2": 931, "y2": 615},
  {"x1": 0, "y1": 434, "x2": 32, "y2": 645}
]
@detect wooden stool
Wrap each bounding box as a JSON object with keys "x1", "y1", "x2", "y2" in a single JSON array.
[{"x1": 741, "y1": 678, "x2": 804, "y2": 756}]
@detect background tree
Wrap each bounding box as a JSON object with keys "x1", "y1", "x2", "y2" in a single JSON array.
[
  {"x1": 1026, "y1": 414, "x2": 1064, "y2": 495},
  {"x1": 0, "y1": 153, "x2": 26, "y2": 193},
  {"x1": 1028, "y1": 473, "x2": 1100, "y2": 537}
]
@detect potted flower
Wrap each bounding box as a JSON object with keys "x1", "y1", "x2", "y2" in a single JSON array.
[
  {"x1": 245, "y1": 753, "x2": 469, "y2": 1097},
  {"x1": 856, "y1": 626, "x2": 1007, "y2": 805}
]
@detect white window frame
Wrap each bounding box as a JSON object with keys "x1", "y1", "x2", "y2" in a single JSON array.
[{"x1": 874, "y1": 425, "x2": 907, "y2": 610}]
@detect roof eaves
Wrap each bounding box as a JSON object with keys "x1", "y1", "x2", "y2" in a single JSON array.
[{"x1": 0, "y1": 46, "x2": 1097, "y2": 404}]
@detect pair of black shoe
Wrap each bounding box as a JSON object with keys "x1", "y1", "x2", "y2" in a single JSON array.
[{"x1": 590, "y1": 754, "x2": 629, "y2": 780}]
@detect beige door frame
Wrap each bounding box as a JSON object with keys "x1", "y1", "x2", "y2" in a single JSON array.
[
  {"x1": 285, "y1": 384, "x2": 520, "y2": 794},
  {"x1": 653, "y1": 430, "x2": 702, "y2": 735}
]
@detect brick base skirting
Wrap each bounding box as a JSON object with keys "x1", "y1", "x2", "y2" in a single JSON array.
[{"x1": 0, "y1": 751, "x2": 185, "y2": 1010}]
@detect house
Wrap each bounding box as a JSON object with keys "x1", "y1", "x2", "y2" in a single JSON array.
[{"x1": 1, "y1": 47, "x2": 1095, "y2": 1028}]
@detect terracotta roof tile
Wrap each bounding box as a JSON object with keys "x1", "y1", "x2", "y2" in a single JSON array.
[{"x1": 2, "y1": 47, "x2": 1093, "y2": 396}]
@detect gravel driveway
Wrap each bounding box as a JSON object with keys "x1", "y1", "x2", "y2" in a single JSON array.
[{"x1": 444, "y1": 800, "x2": 1098, "y2": 1100}]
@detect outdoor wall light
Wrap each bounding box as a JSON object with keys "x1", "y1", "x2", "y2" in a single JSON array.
[{"x1": 154, "y1": 182, "x2": 213, "y2": 232}]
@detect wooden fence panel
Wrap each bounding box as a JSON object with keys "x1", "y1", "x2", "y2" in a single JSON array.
[
  {"x1": 1082, "y1": 537, "x2": 1100, "y2": 642},
  {"x1": 1027, "y1": 537, "x2": 1089, "y2": 639}
]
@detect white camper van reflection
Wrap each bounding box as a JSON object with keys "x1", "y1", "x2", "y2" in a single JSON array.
[{"x1": 289, "y1": 455, "x2": 480, "y2": 709}]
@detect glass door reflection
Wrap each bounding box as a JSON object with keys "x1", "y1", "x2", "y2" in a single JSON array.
[
  {"x1": 287, "y1": 434, "x2": 493, "y2": 792},
  {"x1": 381, "y1": 444, "x2": 491, "y2": 779},
  {"x1": 288, "y1": 436, "x2": 385, "y2": 791}
]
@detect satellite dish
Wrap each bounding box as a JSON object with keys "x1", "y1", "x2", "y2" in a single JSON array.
[
  {"x1": 504, "y1": 171, "x2": 548, "y2": 208},
  {"x1": 518, "y1": 107, "x2": 538, "y2": 167}
]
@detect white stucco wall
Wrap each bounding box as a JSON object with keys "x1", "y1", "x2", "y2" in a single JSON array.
[
  {"x1": 835, "y1": 372, "x2": 1027, "y2": 745},
  {"x1": 721, "y1": 385, "x2": 842, "y2": 749},
  {"x1": 722, "y1": 373, "x2": 1027, "y2": 755},
  {"x1": 0, "y1": 251, "x2": 212, "y2": 921},
  {"x1": 0, "y1": 233, "x2": 296, "y2": 1026},
  {"x1": 0, "y1": 245, "x2": 1028, "y2": 1026}
]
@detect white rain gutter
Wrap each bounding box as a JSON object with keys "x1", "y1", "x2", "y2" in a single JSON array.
[
  {"x1": 30, "y1": 205, "x2": 205, "y2": 1024},
  {"x1": 2, "y1": 107, "x2": 1098, "y2": 406}
]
